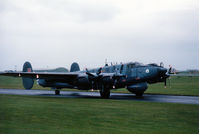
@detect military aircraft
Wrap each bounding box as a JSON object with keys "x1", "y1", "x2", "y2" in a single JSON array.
[{"x1": 0, "y1": 61, "x2": 170, "y2": 98}]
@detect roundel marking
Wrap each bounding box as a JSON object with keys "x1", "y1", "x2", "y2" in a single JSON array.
[{"x1": 146, "y1": 69, "x2": 150, "y2": 73}]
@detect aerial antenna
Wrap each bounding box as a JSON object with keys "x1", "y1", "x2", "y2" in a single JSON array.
[
  {"x1": 14, "y1": 65, "x2": 17, "y2": 72},
  {"x1": 105, "y1": 59, "x2": 108, "y2": 66},
  {"x1": 160, "y1": 62, "x2": 164, "y2": 67}
]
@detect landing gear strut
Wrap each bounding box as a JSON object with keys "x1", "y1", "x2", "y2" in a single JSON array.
[
  {"x1": 100, "y1": 84, "x2": 110, "y2": 99},
  {"x1": 55, "y1": 90, "x2": 60, "y2": 95}
]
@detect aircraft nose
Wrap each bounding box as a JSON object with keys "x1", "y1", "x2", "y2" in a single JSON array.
[{"x1": 158, "y1": 68, "x2": 167, "y2": 76}]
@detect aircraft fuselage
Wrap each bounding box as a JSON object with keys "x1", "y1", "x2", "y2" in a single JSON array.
[{"x1": 37, "y1": 62, "x2": 168, "y2": 96}]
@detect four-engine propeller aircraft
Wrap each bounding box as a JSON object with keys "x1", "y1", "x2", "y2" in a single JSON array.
[{"x1": 0, "y1": 61, "x2": 170, "y2": 98}]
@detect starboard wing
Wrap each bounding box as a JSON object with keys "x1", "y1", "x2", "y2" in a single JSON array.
[{"x1": 0, "y1": 72, "x2": 78, "y2": 81}]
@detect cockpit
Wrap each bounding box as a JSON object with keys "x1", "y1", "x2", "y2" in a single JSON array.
[
  {"x1": 127, "y1": 62, "x2": 144, "y2": 68},
  {"x1": 147, "y1": 63, "x2": 159, "y2": 67}
]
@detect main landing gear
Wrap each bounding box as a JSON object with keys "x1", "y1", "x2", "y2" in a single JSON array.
[
  {"x1": 100, "y1": 84, "x2": 110, "y2": 99},
  {"x1": 135, "y1": 92, "x2": 144, "y2": 97}
]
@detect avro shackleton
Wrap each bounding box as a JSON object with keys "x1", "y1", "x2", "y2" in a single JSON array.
[{"x1": 0, "y1": 61, "x2": 169, "y2": 98}]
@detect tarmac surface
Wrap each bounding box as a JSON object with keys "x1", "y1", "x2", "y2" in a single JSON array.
[{"x1": 0, "y1": 88, "x2": 199, "y2": 105}]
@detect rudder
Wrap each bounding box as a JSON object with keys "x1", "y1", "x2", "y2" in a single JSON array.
[
  {"x1": 22, "y1": 61, "x2": 34, "y2": 89},
  {"x1": 70, "y1": 62, "x2": 80, "y2": 72}
]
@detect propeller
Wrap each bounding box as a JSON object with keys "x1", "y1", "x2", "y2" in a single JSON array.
[
  {"x1": 97, "y1": 67, "x2": 102, "y2": 75},
  {"x1": 160, "y1": 62, "x2": 164, "y2": 67},
  {"x1": 163, "y1": 64, "x2": 173, "y2": 88},
  {"x1": 85, "y1": 67, "x2": 125, "y2": 89},
  {"x1": 85, "y1": 68, "x2": 103, "y2": 90},
  {"x1": 86, "y1": 67, "x2": 102, "y2": 78},
  {"x1": 86, "y1": 70, "x2": 95, "y2": 77},
  {"x1": 158, "y1": 62, "x2": 171, "y2": 88},
  {"x1": 168, "y1": 65, "x2": 172, "y2": 74},
  {"x1": 164, "y1": 78, "x2": 167, "y2": 88}
]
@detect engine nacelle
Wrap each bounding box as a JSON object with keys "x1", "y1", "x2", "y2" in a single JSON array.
[
  {"x1": 38, "y1": 79, "x2": 73, "y2": 89},
  {"x1": 127, "y1": 82, "x2": 148, "y2": 94},
  {"x1": 76, "y1": 76, "x2": 90, "y2": 90},
  {"x1": 102, "y1": 76, "x2": 114, "y2": 84}
]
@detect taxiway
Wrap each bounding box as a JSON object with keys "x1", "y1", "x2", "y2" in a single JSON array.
[{"x1": 0, "y1": 88, "x2": 199, "y2": 105}]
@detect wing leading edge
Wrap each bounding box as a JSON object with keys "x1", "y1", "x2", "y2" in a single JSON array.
[{"x1": 0, "y1": 72, "x2": 78, "y2": 81}]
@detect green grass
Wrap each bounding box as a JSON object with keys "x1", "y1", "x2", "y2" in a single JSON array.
[
  {"x1": 113, "y1": 76, "x2": 199, "y2": 96},
  {"x1": 0, "y1": 94, "x2": 199, "y2": 134},
  {"x1": 0, "y1": 76, "x2": 199, "y2": 96},
  {"x1": 0, "y1": 76, "x2": 48, "y2": 90},
  {"x1": 146, "y1": 76, "x2": 199, "y2": 96}
]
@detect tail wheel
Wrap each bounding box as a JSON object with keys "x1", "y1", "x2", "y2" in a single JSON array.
[
  {"x1": 100, "y1": 84, "x2": 110, "y2": 99},
  {"x1": 55, "y1": 90, "x2": 60, "y2": 95}
]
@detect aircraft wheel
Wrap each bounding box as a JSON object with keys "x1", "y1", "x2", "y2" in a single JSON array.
[
  {"x1": 135, "y1": 92, "x2": 143, "y2": 97},
  {"x1": 100, "y1": 85, "x2": 110, "y2": 99},
  {"x1": 55, "y1": 90, "x2": 60, "y2": 95}
]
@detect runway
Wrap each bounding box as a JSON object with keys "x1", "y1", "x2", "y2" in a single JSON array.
[{"x1": 0, "y1": 88, "x2": 199, "y2": 105}]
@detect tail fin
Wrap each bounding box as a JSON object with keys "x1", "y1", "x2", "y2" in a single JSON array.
[
  {"x1": 22, "y1": 61, "x2": 34, "y2": 89},
  {"x1": 70, "y1": 62, "x2": 80, "y2": 72}
]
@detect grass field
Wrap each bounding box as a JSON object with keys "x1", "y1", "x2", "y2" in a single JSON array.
[
  {"x1": 0, "y1": 76, "x2": 47, "y2": 90},
  {"x1": 116, "y1": 76, "x2": 199, "y2": 96},
  {"x1": 0, "y1": 76, "x2": 199, "y2": 96},
  {"x1": 0, "y1": 94, "x2": 199, "y2": 134},
  {"x1": 146, "y1": 76, "x2": 199, "y2": 96}
]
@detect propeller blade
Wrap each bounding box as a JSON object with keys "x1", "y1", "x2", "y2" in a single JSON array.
[
  {"x1": 168, "y1": 65, "x2": 173, "y2": 74},
  {"x1": 160, "y1": 62, "x2": 164, "y2": 67},
  {"x1": 97, "y1": 67, "x2": 102, "y2": 75},
  {"x1": 168, "y1": 77, "x2": 171, "y2": 88},
  {"x1": 164, "y1": 78, "x2": 167, "y2": 88},
  {"x1": 86, "y1": 67, "x2": 103, "y2": 79},
  {"x1": 86, "y1": 72, "x2": 95, "y2": 77},
  {"x1": 85, "y1": 68, "x2": 96, "y2": 77}
]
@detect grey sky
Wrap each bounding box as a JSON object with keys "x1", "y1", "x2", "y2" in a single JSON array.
[{"x1": 0, "y1": 0, "x2": 199, "y2": 71}]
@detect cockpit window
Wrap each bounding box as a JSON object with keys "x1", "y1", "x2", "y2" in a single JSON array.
[
  {"x1": 148, "y1": 63, "x2": 159, "y2": 67},
  {"x1": 127, "y1": 62, "x2": 143, "y2": 68}
]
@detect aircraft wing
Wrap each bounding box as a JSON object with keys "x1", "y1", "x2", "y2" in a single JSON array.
[{"x1": 0, "y1": 72, "x2": 78, "y2": 80}]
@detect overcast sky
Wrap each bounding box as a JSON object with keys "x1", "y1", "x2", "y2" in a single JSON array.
[{"x1": 0, "y1": 0, "x2": 199, "y2": 71}]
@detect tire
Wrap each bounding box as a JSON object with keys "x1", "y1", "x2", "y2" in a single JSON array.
[
  {"x1": 135, "y1": 92, "x2": 143, "y2": 97},
  {"x1": 55, "y1": 90, "x2": 60, "y2": 95},
  {"x1": 100, "y1": 84, "x2": 110, "y2": 99}
]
